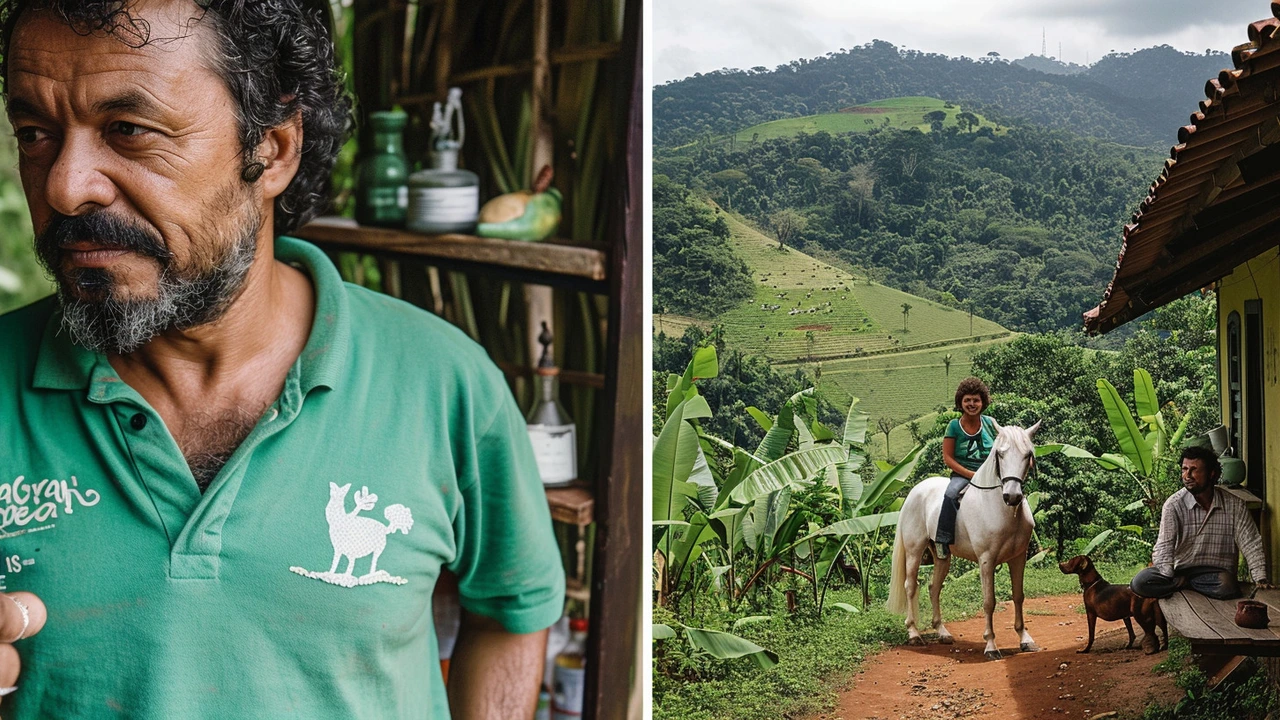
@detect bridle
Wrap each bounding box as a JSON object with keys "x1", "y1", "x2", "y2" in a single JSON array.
[{"x1": 967, "y1": 450, "x2": 1034, "y2": 491}]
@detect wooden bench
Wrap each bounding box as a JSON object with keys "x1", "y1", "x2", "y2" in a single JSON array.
[{"x1": 1159, "y1": 587, "x2": 1280, "y2": 656}]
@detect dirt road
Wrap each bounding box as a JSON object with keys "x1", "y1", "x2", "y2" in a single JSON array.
[{"x1": 812, "y1": 594, "x2": 1183, "y2": 720}]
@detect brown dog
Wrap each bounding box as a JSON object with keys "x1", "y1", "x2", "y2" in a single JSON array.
[{"x1": 1059, "y1": 555, "x2": 1167, "y2": 653}]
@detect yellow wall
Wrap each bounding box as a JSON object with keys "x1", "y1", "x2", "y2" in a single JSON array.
[{"x1": 1218, "y1": 247, "x2": 1280, "y2": 580}]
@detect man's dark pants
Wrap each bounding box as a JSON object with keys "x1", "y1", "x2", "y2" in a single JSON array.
[{"x1": 1130, "y1": 566, "x2": 1242, "y2": 600}]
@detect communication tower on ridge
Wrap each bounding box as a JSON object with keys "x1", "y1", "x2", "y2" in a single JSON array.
[{"x1": 1042, "y1": 28, "x2": 1046, "y2": 57}]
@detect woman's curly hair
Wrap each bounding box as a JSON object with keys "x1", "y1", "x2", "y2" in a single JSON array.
[
  {"x1": 954, "y1": 376, "x2": 991, "y2": 412},
  {"x1": 0, "y1": 0, "x2": 353, "y2": 236}
]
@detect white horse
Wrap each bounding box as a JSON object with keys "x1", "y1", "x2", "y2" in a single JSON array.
[{"x1": 886, "y1": 422, "x2": 1041, "y2": 660}]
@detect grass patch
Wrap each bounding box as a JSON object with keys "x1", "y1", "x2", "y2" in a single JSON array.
[
  {"x1": 730, "y1": 97, "x2": 1003, "y2": 145},
  {"x1": 653, "y1": 560, "x2": 1145, "y2": 720},
  {"x1": 1140, "y1": 636, "x2": 1280, "y2": 719}
]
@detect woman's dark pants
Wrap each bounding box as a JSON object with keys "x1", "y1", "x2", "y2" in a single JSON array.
[{"x1": 935, "y1": 473, "x2": 969, "y2": 547}]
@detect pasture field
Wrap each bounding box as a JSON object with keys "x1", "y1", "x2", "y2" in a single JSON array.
[
  {"x1": 656, "y1": 208, "x2": 1015, "y2": 434},
  {"x1": 731, "y1": 97, "x2": 1001, "y2": 144},
  {"x1": 652, "y1": 313, "x2": 705, "y2": 338},
  {"x1": 718, "y1": 212, "x2": 1008, "y2": 362}
]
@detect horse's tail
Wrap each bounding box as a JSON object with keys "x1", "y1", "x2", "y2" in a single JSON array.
[{"x1": 885, "y1": 523, "x2": 908, "y2": 615}]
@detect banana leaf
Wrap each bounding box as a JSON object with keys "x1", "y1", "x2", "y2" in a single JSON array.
[
  {"x1": 682, "y1": 626, "x2": 779, "y2": 669},
  {"x1": 1133, "y1": 368, "x2": 1160, "y2": 423},
  {"x1": 653, "y1": 624, "x2": 677, "y2": 640},
  {"x1": 653, "y1": 399, "x2": 703, "y2": 530},
  {"x1": 746, "y1": 406, "x2": 773, "y2": 432},
  {"x1": 1082, "y1": 528, "x2": 1113, "y2": 555},
  {"x1": 843, "y1": 396, "x2": 869, "y2": 446},
  {"x1": 858, "y1": 444, "x2": 923, "y2": 512},
  {"x1": 834, "y1": 462, "x2": 864, "y2": 515},
  {"x1": 1097, "y1": 378, "x2": 1153, "y2": 476},
  {"x1": 730, "y1": 445, "x2": 847, "y2": 504},
  {"x1": 688, "y1": 444, "x2": 718, "y2": 511},
  {"x1": 755, "y1": 399, "x2": 796, "y2": 462},
  {"x1": 709, "y1": 505, "x2": 748, "y2": 554},
  {"x1": 714, "y1": 449, "x2": 762, "y2": 512},
  {"x1": 818, "y1": 512, "x2": 901, "y2": 538}
]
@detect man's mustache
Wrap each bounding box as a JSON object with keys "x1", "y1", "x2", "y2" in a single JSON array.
[{"x1": 35, "y1": 212, "x2": 172, "y2": 268}]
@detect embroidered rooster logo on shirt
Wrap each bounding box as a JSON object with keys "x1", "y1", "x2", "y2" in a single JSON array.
[{"x1": 289, "y1": 482, "x2": 415, "y2": 588}]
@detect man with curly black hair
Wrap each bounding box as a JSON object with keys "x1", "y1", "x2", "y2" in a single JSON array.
[{"x1": 0, "y1": 1, "x2": 564, "y2": 718}]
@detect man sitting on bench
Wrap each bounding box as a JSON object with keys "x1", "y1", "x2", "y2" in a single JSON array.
[{"x1": 1131, "y1": 446, "x2": 1271, "y2": 600}]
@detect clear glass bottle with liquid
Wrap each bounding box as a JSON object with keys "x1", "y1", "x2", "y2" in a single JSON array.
[
  {"x1": 526, "y1": 322, "x2": 577, "y2": 487},
  {"x1": 551, "y1": 618, "x2": 588, "y2": 720}
]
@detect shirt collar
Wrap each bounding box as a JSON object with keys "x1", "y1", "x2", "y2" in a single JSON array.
[
  {"x1": 1180, "y1": 486, "x2": 1221, "y2": 511},
  {"x1": 32, "y1": 235, "x2": 349, "y2": 396}
]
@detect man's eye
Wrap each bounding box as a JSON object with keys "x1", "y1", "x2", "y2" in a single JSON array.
[
  {"x1": 13, "y1": 126, "x2": 45, "y2": 144},
  {"x1": 112, "y1": 121, "x2": 150, "y2": 137}
]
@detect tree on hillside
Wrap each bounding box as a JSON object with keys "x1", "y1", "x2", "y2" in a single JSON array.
[
  {"x1": 901, "y1": 302, "x2": 912, "y2": 333},
  {"x1": 770, "y1": 209, "x2": 807, "y2": 251},
  {"x1": 956, "y1": 111, "x2": 980, "y2": 132},
  {"x1": 710, "y1": 169, "x2": 749, "y2": 210},
  {"x1": 923, "y1": 109, "x2": 947, "y2": 133},
  {"x1": 877, "y1": 416, "x2": 897, "y2": 460},
  {"x1": 805, "y1": 330, "x2": 816, "y2": 362}
]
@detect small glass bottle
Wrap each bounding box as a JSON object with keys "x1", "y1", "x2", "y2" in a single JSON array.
[
  {"x1": 407, "y1": 87, "x2": 480, "y2": 234},
  {"x1": 356, "y1": 110, "x2": 409, "y2": 227},
  {"x1": 551, "y1": 618, "x2": 588, "y2": 720},
  {"x1": 534, "y1": 687, "x2": 552, "y2": 720},
  {"x1": 526, "y1": 322, "x2": 577, "y2": 487}
]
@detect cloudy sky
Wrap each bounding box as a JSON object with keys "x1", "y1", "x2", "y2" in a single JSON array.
[{"x1": 654, "y1": 0, "x2": 1268, "y2": 84}]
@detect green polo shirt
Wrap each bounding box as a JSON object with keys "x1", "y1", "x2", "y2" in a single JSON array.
[{"x1": 0, "y1": 236, "x2": 565, "y2": 718}]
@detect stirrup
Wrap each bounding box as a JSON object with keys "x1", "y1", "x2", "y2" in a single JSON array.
[{"x1": 936, "y1": 543, "x2": 950, "y2": 560}]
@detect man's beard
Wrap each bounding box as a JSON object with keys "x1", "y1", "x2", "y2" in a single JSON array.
[{"x1": 34, "y1": 209, "x2": 260, "y2": 355}]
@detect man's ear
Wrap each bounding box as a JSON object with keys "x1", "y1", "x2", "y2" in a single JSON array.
[{"x1": 254, "y1": 110, "x2": 304, "y2": 200}]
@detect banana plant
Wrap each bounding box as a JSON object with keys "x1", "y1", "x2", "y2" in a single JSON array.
[
  {"x1": 653, "y1": 621, "x2": 778, "y2": 670},
  {"x1": 1038, "y1": 368, "x2": 1190, "y2": 527}
]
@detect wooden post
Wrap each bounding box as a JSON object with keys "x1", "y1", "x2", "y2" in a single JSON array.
[
  {"x1": 526, "y1": 0, "x2": 555, "y2": 370},
  {"x1": 583, "y1": 0, "x2": 642, "y2": 716}
]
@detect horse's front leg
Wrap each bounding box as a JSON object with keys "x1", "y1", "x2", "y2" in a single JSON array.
[
  {"x1": 905, "y1": 543, "x2": 925, "y2": 645},
  {"x1": 1008, "y1": 551, "x2": 1039, "y2": 652},
  {"x1": 930, "y1": 552, "x2": 953, "y2": 644},
  {"x1": 980, "y1": 554, "x2": 1001, "y2": 660}
]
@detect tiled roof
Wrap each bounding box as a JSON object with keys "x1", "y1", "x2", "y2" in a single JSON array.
[{"x1": 1084, "y1": 7, "x2": 1280, "y2": 333}]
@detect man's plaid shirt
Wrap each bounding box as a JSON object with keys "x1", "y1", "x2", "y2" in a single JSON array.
[{"x1": 1152, "y1": 486, "x2": 1267, "y2": 582}]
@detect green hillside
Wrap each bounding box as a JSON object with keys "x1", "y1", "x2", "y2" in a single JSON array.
[
  {"x1": 716, "y1": 211, "x2": 1007, "y2": 362},
  {"x1": 732, "y1": 97, "x2": 1000, "y2": 144},
  {"x1": 687, "y1": 210, "x2": 1014, "y2": 424}
]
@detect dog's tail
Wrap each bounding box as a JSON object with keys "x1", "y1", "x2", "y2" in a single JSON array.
[{"x1": 886, "y1": 524, "x2": 907, "y2": 615}]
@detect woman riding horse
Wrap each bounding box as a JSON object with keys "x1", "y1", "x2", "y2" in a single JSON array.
[{"x1": 935, "y1": 377, "x2": 1000, "y2": 559}]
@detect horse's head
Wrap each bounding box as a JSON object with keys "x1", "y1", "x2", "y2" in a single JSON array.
[{"x1": 992, "y1": 421, "x2": 1041, "y2": 507}]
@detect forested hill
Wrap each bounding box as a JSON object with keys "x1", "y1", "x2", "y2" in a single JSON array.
[
  {"x1": 655, "y1": 123, "x2": 1164, "y2": 333},
  {"x1": 655, "y1": 42, "x2": 1229, "y2": 148}
]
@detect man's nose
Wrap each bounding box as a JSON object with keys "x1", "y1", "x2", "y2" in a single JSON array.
[{"x1": 41, "y1": 133, "x2": 118, "y2": 216}]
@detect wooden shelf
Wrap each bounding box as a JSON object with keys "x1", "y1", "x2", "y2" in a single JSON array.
[
  {"x1": 294, "y1": 217, "x2": 608, "y2": 290},
  {"x1": 546, "y1": 484, "x2": 594, "y2": 526}
]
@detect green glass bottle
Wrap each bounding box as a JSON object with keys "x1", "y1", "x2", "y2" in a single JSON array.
[{"x1": 356, "y1": 110, "x2": 409, "y2": 227}]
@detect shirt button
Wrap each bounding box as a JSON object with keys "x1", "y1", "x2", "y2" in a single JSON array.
[{"x1": 130, "y1": 413, "x2": 147, "y2": 430}]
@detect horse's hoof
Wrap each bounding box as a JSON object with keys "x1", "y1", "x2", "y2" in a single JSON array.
[
  {"x1": 985, "y1": 650, "x2": 1003, "y2": 661},
  {"x1": 907, "y1": 636, "x2": 926, "y2": 646},
  {"x1": 939, "y1": 635, "x2": 954, "y2": 645},
  {"x1": 1020, "y1": 642, "x2": 1040, "y2": 653}
]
